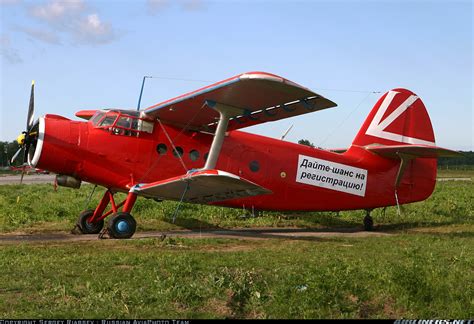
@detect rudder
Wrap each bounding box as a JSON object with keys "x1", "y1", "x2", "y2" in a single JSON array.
[{"x1": 352, "y1": 88, "x2": 435, "y2": 147}]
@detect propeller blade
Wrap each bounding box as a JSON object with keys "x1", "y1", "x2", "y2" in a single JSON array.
[
  {"x1": 27, "y1": 80, "x2": 35, "y2": 131},
  {"x1": 11, "y1": 147, "x2": 23, "y2": 164},
  {"x1": 23, "y1": 143, "x2": 30, "y2": 165}
]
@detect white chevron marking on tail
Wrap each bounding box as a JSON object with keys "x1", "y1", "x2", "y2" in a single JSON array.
[{"x1": 365, "y1": 90, "x2": 435, "y2": 145}]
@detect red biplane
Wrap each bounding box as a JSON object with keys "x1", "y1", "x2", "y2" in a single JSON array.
[{"x1": 12, "y1": 72, "x2": 461, "y2": 238}]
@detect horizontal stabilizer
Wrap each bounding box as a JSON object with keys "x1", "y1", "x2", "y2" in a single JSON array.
[
  {"x1": 143, "y1": 72, "x2": 336, "y2": 131},
  {"x1": 131, "y1": 169, "x2": 272, "y2": 203},
  {"x1": 366, "y1": 144, "x2": 463, "y2": 159}
]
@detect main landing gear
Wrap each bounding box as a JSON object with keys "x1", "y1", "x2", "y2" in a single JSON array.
[
  {"x1": 363, "y1": 209, "x2": 374, "y2": 231},
  {"x1": 76, "y1": 189, "x2": 138, "y2": 239}
]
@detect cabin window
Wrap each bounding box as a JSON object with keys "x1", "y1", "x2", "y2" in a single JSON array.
[
  {"x1": 189, "y1": 150, "x2": 200, "y2": 161},
  {"x1": 173, "y1": 147, "x2": 184, "y2": 158},
  {"x1": 157, "y1": 143, "x2": 167, "y2": 155},
  {"x1": 249, "y1": 160, "x2": 260, "y2": 172}
]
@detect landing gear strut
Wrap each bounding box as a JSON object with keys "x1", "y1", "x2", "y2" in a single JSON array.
[
  {"x1": 363, "y1": 209, "x2": 374, "y2": 231},
  {"x1": 75, "y1": 189, "x2": 138, "y2": 239}
]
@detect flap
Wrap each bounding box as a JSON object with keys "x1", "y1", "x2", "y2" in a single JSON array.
[
  {"x1": 366, "y1": 144, "x2": 463, "y2": 159},
  {"x1": 143, "y1": 71, "x2": 336, "y2": 131},
  {"x1": 131, "y1": 169, "x2": 272, "y2": 203}
]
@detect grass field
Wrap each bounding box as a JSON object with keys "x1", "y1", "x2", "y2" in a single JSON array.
[{"x1": 0, "y1": 172, "x2": 473, "y2": 318}]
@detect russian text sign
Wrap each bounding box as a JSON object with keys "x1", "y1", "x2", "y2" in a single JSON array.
[{"x1": 296, "y1": 155, "x2": 368, "y2": 197}]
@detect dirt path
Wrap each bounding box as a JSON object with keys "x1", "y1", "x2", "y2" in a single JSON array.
[
  {"x1": 0, "y1": 227, "x2": 392, "y2": 244},
  {"x1": 0, "y1": 174, "x2": 56, "y2": 185}
]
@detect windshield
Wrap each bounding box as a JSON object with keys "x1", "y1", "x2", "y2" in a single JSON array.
[
  {"x1": 89, "y1": 111, "x2": 105, "y2": 125},
  {"x1": 91, "y1": 110, "x2": 153, "y2": 135}
]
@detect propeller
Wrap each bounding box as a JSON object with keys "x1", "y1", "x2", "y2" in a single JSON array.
[{"x1": 11, "y1": 80, "x2": 38, "y2": 184}]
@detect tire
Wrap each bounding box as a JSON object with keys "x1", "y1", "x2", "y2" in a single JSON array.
[
  {"x1": 77, "y1": 209, "x2": 104, "y2": 234},
  {"x1": 107, "y1": 212, "x2": 137, "y2": 239},
  {"x1": 363, "y1": 215, "x2": 374, "y2": 231}
]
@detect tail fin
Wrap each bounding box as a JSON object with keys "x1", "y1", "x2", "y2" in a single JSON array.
[{"x1": 352, "y1": 88, "x2": 435, "y2": 147}]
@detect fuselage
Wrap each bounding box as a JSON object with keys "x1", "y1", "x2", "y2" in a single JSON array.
[{"x1": 33, "y1": 113, "x2": 437, "y2": 212}]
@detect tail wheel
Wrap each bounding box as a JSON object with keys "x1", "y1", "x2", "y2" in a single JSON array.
[
  {"x1": 107, "y1": 212, "x2": 136, "y2": 239},
  {"x1": 77, "y1": 209, "x2": 104, "y2": 234}
]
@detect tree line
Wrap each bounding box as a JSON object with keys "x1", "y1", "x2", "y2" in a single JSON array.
[{"x1": 297, "y1": 139, "x2": 474, "y2": 169}]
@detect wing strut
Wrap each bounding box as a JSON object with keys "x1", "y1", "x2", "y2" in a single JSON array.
[{"x1": 202, "y1": 100, "x2": 244, "y2": 170}]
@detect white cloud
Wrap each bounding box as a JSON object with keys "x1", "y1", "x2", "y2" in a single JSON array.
[
  {"x1": 30, "y1": 0, "x2": 85, "y2": 22},
  {"x1": 0, "y1": 34, "x2": 22, "y2": 64},
  {"x1": 24, "y1": 0, "x2": 117, "y2": 46},
  {"x1": 74, "y1": 13, "x2": 116, "y2": 44}
]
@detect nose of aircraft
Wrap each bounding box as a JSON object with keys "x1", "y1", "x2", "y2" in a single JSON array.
[
  {"x1": 31, "y1": 115, "x2": 83, "y2": 175},
  {"x1": 12, "y1": 81, "x2": 86, "y2": 180}
]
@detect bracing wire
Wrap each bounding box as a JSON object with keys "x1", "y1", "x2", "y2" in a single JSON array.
[
  {"x1": 137, "y1": 104, "x2": 205, "y2": 183},
  {"x1": 317, "y1": 91, "x2": 375, "y2": 147},
  {"x1": 140, "y1": 76, "x2": 212, "y2": 83},
  {"x1": 157, "y1": 118, "x2": 188, "y2": 173}
]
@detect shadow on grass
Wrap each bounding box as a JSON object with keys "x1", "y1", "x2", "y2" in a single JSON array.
[
  {"x1": 157, "y1": 217, "x2": 383, "y2": 242},
  {"x1": 375, "y1": 220, "x2": 463, "y2": 232},
  {"x1": 279, "y1": 211, "x2": 361, "y2": 228},
  {"x1": 164, "y1": 217, "x2": 223, "y2": 230}
]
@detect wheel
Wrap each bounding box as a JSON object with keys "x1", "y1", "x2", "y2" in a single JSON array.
[
  {"x1": 77, "y1": 209, "x2": 104, "y2": 234},
  {"x1": 107, "y1": 212, "x2": 137, "y2": 239},
  {"x1": 363, "y1": 215, "x2": 374, "y2": 231}
]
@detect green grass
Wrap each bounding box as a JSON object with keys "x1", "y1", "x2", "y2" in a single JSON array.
[
  {"x1": 0, "y1": 173, "x2": 473, "y2": 318},
  {"x1": 0, "y1": 177, "x2": 472, "y2": 233},
  {"x1": 437, "y1": 168, "x2": 474, "y2": 179},
  {"x1": 0, "y1": 234, "x2": 472, "y2": 318}
]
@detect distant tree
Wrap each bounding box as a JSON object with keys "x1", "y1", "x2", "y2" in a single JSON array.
[
  {"x1": 0, "y1": 141, "x2": 20, "y2": 167},
  {"x1": 298, "y1": 139, "x2": 315, "y2": 148},
  {"x1": 438, "y1": 151, "x2": 474, "y2": 169}
]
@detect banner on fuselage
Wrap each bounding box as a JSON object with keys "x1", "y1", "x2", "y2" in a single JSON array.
[{"x1": 296, "y1": 154, "x2": 368, "y2": 197}]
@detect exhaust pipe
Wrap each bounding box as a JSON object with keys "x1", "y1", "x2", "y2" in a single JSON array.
[{"x1": 56, "y1": 175, "x2": 81, "y2": 189}]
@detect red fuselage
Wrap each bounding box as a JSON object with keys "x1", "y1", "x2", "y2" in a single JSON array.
[{"x1": 34, "y1": 114, "x2": 437, "y2": 212}]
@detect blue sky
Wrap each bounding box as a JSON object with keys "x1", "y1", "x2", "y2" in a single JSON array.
[{"x1": 1, "y1": 0, "x2": 472, "y2": 150}]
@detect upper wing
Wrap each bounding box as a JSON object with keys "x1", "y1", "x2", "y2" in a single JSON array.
[{"x1": 143, "y1": 71, "x2": 337, "y2": 131}]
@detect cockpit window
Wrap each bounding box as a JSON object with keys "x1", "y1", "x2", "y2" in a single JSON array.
[
  {"x1": 99, "y1": 114, "x2": 118, "y2": 127},
  {"x1": 117, "y1": 116, "x2": 132, "y2": 129},
  {"x1": 90, "y1": 112, "x2": 105, "y2": 125},
  {"x1": 92, "y1": 110, "x2": 154, "y2": 136},
  {"x1": 138, "y1": 119, "x2": 154, "y2": 133}
]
